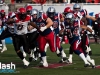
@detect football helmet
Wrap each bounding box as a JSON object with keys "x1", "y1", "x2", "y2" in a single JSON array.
[
  {"x1": 73, "y1": 3, "x2": 81, "y2": 12},
  {"x1": 47, "y1": 7, "x2": 56, "y2": 18},
  {"x1": 65, "y1": 13, "x2": 75, "y2": 23}
]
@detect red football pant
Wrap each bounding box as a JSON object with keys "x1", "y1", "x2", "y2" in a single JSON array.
[{"x1": 37, "y1": 32, "x2": 56, "y2": 52}]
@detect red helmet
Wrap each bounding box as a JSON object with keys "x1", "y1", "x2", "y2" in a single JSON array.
[
  {"x1": 64, "y1": 7, "x2": 72, "y2": 13},
  {"x1": 8, "y1": 12, "x2": 15, "y2": 18},
  {"x1": 95, "y1": 14, "x2": 99, "y2": 18},
  {"x1": 19, "y1": 7, "x2": 26, "y2": 13},
  {"x1": 0, "y1": 10, "x2": 5, "y2": 13},
  {"x1": 26, "y1": 5, "x2": 32, "y2": 11}
]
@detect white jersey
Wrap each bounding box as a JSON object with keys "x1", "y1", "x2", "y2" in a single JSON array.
[
  {"x1": 13, "y1": 14, "x2": 31, "y2": 35},
  {"x1": 15, "y1": 21, "x2": 29, "y2": 35}
]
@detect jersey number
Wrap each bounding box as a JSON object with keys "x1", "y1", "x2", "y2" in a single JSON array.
[{"x1": 17, "y1": 25, "x2": 23, "y2": 30}]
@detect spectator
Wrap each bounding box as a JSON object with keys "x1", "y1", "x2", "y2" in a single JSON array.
[
  {"x1": 59, "y1": 0, "x2": 66, "y2": 3},
  {"x1": 70, "y1": 0, "x2": 86, "y2": 3},
  {"x1": 16, "y1": 0, "x2": 22, "y2": 3},
  {"x1": 53, "y1": 0, "x2": 60, "y2": 3},
  {"x1": 1, "y1": 3, "x2": 9, "y2": 15},
  {"x1": 0, "y1": 0, "x2": 4, "y2": 3}
]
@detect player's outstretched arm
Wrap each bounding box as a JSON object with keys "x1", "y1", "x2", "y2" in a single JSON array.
[
  {"x1": 86, "y1": 15, "x2": 96, "y2": 21},
  {"x1": 80, "y1": 25, "x2": 93, "y2": 33}
]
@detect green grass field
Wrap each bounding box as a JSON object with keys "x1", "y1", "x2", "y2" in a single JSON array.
[{"x1": 0, "y1": 43, "x2": 100, "y2": 75}]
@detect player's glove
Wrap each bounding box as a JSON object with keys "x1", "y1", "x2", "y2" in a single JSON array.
[{"x1": 40, "y1": 26, "x2": 47, "y2": 32}]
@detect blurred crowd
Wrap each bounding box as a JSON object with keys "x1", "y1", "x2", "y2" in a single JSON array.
[{"x1": 1, "y1": 0, "x2": 100, "y2": 4}]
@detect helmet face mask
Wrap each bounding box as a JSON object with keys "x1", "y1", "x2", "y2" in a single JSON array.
[
  {"x1": 74, "y1": 8, "x2": 80, "y2": 12},
  {"x1": 0, "y1": 12, "x2": 5, "y2": 18},
  {"x1": 65, "y1": 13, "x2": 75, "y2": 24},
  {"x1": 47, "y1": 12, "x2": 55, "y2": 19},
  {"x1": 0, "y1": 10, "x2": 5, "y2": 18},
  {"x1": 18, "y1": 13, "x2": 27, "y2": 20},
  {"x1": 32, "y1": 9, "x2": 38, "y2": 18},
  {"x1": 47, "y1": 7, "x2": 56, "y2": 19},
  {"x1": 27, "y1": 10, "x2": 32, "y2": 15},
  {"x1": 18, "y1": 8, "x2": 27, "y2": 20},
  {"x1": 32, "y1": 14, "x2": 37, "y2": 18},
  {"x1": 73, "y1": 4, "x2": 81, "y2": 12}
]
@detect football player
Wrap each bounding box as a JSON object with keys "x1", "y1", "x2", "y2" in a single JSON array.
[
  {"x1": 47, "y1": 7, "x2": 68, "y2": 63},
  {"x1": 0, "y1": 10, "x2": 7, "y2": 53}
]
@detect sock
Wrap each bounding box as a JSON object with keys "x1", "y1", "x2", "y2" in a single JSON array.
[
  {"x1": 79, "y1": 53, "x2": 89, "y2": 64},
  {"x1": 42, "y1": 56, "x2": 48, "y2": 67},
  {"x1": 59, "y1": 46, "x2": 63, "y2": 52},
  {"x1": 61, "y1": 50, "x2": 66, "y2": 57},
  {"x1": 56, "y1": 47, "x2": 60, "y2": 54},
  {"x1": 88, "y1": 46, "x2": 91, "y2": 51},
  {"x1": 20, "y1": 46, "x2": 24, "y2": 53},
  {"x1": 1, "y1": 40, "x2": 6, "y2": 48},
  {"x1": 42, "y1": 56, "x2": 47, "y2": 63},
  {"x1": 44, "y1": 43, "x2": 49, "y2": 52},
  {"x1": 40, "y1": 51, "x2": 46, "y2": 57},
  {"x1": 69, "y1": 54, "x2": 73, "y2": 59}
]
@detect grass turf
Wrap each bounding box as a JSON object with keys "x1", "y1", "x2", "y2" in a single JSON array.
[{"x1": 0, "y1": 43, "x2": 100, "y2": 75}]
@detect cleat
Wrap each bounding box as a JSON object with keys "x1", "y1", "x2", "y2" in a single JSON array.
[
  {"x1": 62, "y1": 57, "x2": 70, "y2": 64},
  {"x1": 92, "y1": 66, "x2": 95, "y2": 69},
  {"x1": 42, "y1": 62, "x2": 48, "y2": 67},
  {"x1": 84, "y1": 64, "x2": 89, "y2": 67},
  {"x1": 23, "y1": 65, "x2": 29, "y2": 69},
  {"x1": 91, "y1": 59, "x2": 95, "y2": 68},
  {"x1": 1, "y1": 47, "x2": 7, "y2": 53},
  {"x1": 40, "y1": 61, "x2": 43, "y2": 64},
  {"x1": 59, "y1": 60, "x2": 63, "y2": 63},
  {"x1": 59, "y1": 58, "x2": 69, "y2": 64},
  {"x1": 68, "y1": 58, "x2": 72, "y2": 64},
  {"x1": 57, "y1": 53, "x2": 61, "y2": 57},
  {"x1": 39, "y1": 63, "x2": 48, "y2": 68},
  {"x1": 63, "y1": 57, "x2": 67, "y2": 61},
  {"x1": 39, "y1": 63, "x2": 48, "y2": 67},
  {"x1": 23, "y1": 59, "x2": 30, "y2": 67}
]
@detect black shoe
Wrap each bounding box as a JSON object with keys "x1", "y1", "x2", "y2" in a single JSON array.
[
  {"x1": 92, "y1": 65, "x2": 95, "y2": 69},
  {"x1": 23, "y1": 65, "x2": 28, "y2": 69},
  {"x1": 84, "y1": 64, "x2": 89, "y2": 67},
  {"x1": 59, "y1": 60, "x2": 63, "y2": 63},
  {"x1": 57, "y1": 53, "x2": 61, "y2": 57},
  {"x1": 63, "y1": 57, "x2": 67, "y2": 61},
  {"x1": 29, "y1": 57, "x2": 33, "y2": 62}
]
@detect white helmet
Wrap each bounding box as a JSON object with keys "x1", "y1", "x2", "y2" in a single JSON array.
[
  {"x1": 65, "y1": 13, "x2": 75, "y2": 23},
  {"x1": 47, "y1": 7, "x2": 56, "y2": 13},
  {"x1": 73, "y1": 3, "x2": 81, "y2": 9},
  {"x1": 65, "y1": 13, "x2": 74, "y2": 19},
  {"x1": 47, "y1": 7, "x2": 56, "y2": 18},
  {"x1": 31, "y1": 9, "x2": 38, "y2": 15}
]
